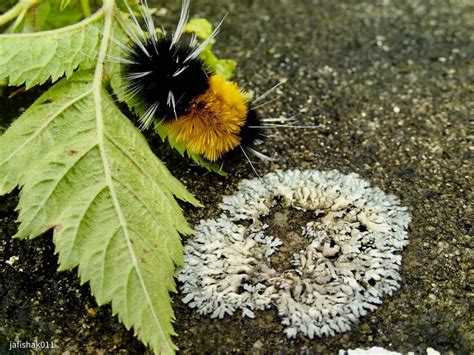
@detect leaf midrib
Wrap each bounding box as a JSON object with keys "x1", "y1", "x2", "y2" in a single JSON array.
[{"x1": 91, "y1": 1, "x2": 172, "y2": 353}]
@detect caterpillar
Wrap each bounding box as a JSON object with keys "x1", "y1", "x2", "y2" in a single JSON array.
[{"x1": 115, "y1": 0, "x2": 309, "y2": 174}]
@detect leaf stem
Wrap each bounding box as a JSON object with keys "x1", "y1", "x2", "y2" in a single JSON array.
[
  {"x1": 80, "y1": 0, "x2": 91, "y2": 17},
  {"x1": 7, "y1": 7, "x2": 27, "y2": 32},
  {"x1": 92, "y1": 0, "x2": 113, "y2": 91},
  {"x1": 0, "y1": 0, "x2": 39, "y2": 27}
]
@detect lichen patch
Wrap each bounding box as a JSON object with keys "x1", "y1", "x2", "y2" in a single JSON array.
[{"x1": 179, "y1": 170, "x2": 411, "y2": 339}]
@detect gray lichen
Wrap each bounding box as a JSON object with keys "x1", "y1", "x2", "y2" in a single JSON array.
[{"x1": 179, "y1": 170, "x2": 411, "y2": 339}]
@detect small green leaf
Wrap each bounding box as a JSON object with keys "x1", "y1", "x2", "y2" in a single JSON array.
[
  {"x1": 183, "y1": 17, "x2": 237, "y2": 79},
  {"x1": 23, "y1": 1, "x2": 51, "y2": 32},
  {"x1": 183, "y1": 18, "x2": 213, "y2": 40},
  {"x1": 199, "y1": 48, "x2": 237, "y2": 80},
  {"x1": 215, "y1": 59, "x2": 237, "y2": 79},
  {"x1": 188, "y1": 153, "x2": 227, "y2": 176},
  {"x1": 40, "y1": 0, "x2": 85, "y2": 29},
  {"x1": 4, "y1": 0, "x2": 87, "y2": 33}
]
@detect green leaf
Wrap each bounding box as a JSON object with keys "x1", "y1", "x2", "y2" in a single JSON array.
[
  {"x1": 60, "y1": 0, "x2": 72, "y2": 11},
  {"x1": 0, "y1": 69, "x2": 198, "y2": 353},
  {"x1": 0, "y1": 7, "x2": 102, "y2": 88},
  {"x1": 2, "y1": 0, "x2": 88, "y2": 34},
  {"x1": 200, "y1": 48, "x2": 237, "y2": 80},
  {"x1": 183, "y1": 18, "x2": 237, "y2": 80},
  {"x1": 0, "y1": 2, "x2": 201, "y2": 353},
  {"x1": 183, "y1": 18, "x2": 213, "y2": 40},
  {"x1": 22, "y1": 1, "x2": 52, "y2": 32},
  {"x1": 0, "y1": 0, "x2": 42, "y2": 31},
  {"x1": 36, "y1": 0, "x2": 85, "y2": 30}
]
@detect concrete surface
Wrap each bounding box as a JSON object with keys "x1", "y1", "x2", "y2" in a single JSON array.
[{"x1": 1, "y1": 0, "x2": 472, "y2": 353}]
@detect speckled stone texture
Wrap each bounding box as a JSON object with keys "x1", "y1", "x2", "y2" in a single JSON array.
[{"x1": 0, "y1": 0, "x2": 472, "y2": 353}]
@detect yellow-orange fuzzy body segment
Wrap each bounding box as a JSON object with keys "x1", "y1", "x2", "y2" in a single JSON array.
[{"x1": 166, "y1": 74, "x2": 248, "y2": 161}]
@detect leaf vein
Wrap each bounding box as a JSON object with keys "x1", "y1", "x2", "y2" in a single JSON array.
[
  {"x1": 20, "y1": 143, "x2": 98, "y2": 235},
  {"x1": 62, "y1": 184, "x2": 108, "y2": 266},
  {"x1": 104, "y1": 132, "x2": 178, "y2": 211},
  {"x1": 111, "y1": 176, "x2": 173, "y2": 265},
  {"x1": 0, "y1": 89, "x2": 92, "y2": 166},
  {"x1": 99, "y1": 224, "x2": 122, "y2": 300}
]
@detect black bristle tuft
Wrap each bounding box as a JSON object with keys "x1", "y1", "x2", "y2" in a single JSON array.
[
  {"x1": 123, "y1": 37, "x2": 210, "y2": 122},
  {"x1": 239, "y1": 109, "x2": 265, "y2": 148}
]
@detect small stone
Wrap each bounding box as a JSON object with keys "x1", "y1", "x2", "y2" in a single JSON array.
[{"x1": 252, "y1": 340, "x2": 264, "y2": 350}]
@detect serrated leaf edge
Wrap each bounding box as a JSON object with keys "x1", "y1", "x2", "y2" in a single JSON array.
[
  {"x1": 0, "y1": 90, "x2": 92, "y2": 171},
  {"x1": 0, "y1": 5, "x2": 105, "y2": 88}
]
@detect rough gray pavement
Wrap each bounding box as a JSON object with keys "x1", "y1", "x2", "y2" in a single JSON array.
[{"x1": 1, "y1": 0, "x2": 472, "y2": 353}]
